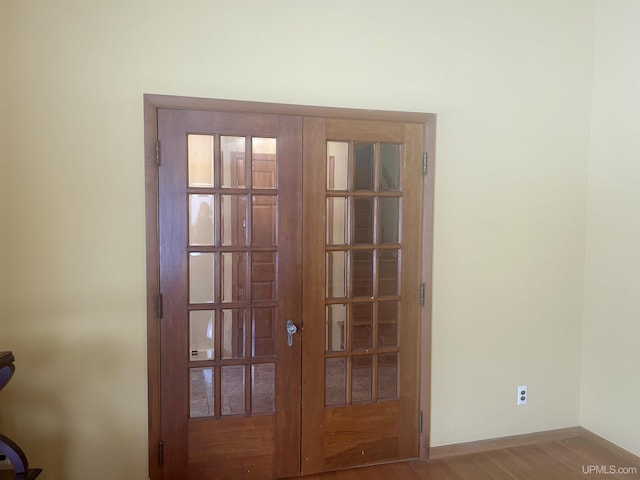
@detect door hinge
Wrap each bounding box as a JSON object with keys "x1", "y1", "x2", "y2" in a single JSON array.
[
  {"x1": 157, "y1": 293, "x2": 163, "y2": 319},
  {"x1": 156, "y1": 140, "x2": 161, "y2": 166},
  {"x1": 419, "y1": 283, "x2": 425, "y2": 306},
  {"x1": 422, "y1": 152, "x2": 428, "y2": 175},
  {"x1": 418, "y1": 411, "x2": 423, "y2": 433},
  {"x1": 158, "y1": 440, "x2": 164, "y2": 466}
]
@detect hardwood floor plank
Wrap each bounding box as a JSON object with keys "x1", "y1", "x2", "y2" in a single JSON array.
[
  {"x1": 469, "y1": 452, "x2": 520, "y2": 480},
  {"x1": 409, "y1": 459, "x2": 463, "y2": 480},
  {"x1": 443, "y1": 454, "x2": 502, "y2": 480},
  {"x1": 535, "y1": 439, "x2": 592, "y2": 477}
]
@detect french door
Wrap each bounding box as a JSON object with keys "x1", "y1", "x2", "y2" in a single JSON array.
[
  {"x1": 301, "y1": 117, "x2": 423, "y2": 473},
  {"x1": 151, "y1": 103, "x2": 425, "y2": 480}
]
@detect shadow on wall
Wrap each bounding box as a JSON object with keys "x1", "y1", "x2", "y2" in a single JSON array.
[
  {"x1": 1, "y1": 336, "x2": 142, "y2": 480},
  {"x1": 1, "y1": 349, "x2": 68, "y2": 477}
]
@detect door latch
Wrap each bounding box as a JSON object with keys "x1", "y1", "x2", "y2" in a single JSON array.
[{"x1": 286, "y1": 320, "x2": 298, "y2": 347}]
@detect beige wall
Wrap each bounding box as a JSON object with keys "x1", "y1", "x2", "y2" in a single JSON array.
[
  {"x1": 0, "y1": 1, "x2": 615, "y2": 479},
  {"x1": 580, "y1": 1, "x2": 640, "y2": 457}
]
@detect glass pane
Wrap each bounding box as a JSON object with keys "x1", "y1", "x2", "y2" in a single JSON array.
[
  {"x1": 327, "y1": 141, "x2": 348, "y2": 191},
  {"x1": 222, "y1": 309, "x2": 246, "y2": 359},
  {"x1": 354, "y1": 143, "x2": 374, "y2": 191},
  {"x1": 189, "y1": 253, "x2": 215, "y2": 304},
  {"x1": 380, "y1": 144, "x2": 401, "y2": 191},
  {"x1": 221, "y1": 195, "x2": 247, "y2": 246},
  {"x1": 378, "y1": 250, "x2": 399, "y2": 296},
  {"x1": 190, "y1": 367, "x2": 214, "y2": 418},
  {"x1": 252, "y1": 252, "x2": 276, "y2": 302},
  {"x1": 188, "y1": 134, "x2": 214, "y2": 188},
  {"x1": 221, "y1": 365, "x2": 245, "y2": 415},
  {"x1": 190, "y1": 310, "x2": 215, "y2": 361},
  {"x1": 252, "y1": 363, "x2": 275, "y2": 414},
  {"x1": 326, "y1": 197, "x2": 348, "y2": 245},
  {"x1": 352, "y1": 355, "x2": 373, "y2": 403},
  {"x1": 221, "y1": 136, "x2": 246, "y2": 188},
  {"x1": 353, "y1": 198, "x2": 374, "y2": 244},
  {"x1": 378, "y1": 301, "x2": 398, "y2": 347},
  {"x1": 352, "y1": 303, "x2": 373, "y2": 350},
  {"x1": 379, "y1": 197, "x2": 400, "y2": 244},
  {"x1": 326, "y1": 304, "x2": 346, "y2": 352},
  {"x1": 352, "y1": 250, "x2": 373, "y2": 298},
  {"x1": 378, "y1": 353, "x2": 398, "y2": 400},
  {"x1": 326, "y1": 251, "x2": 347, "y2": 298},
  {"x1": 252, "y1": 138, "x2": 277, "y2": 189},
  {"x1": 252, "y1": 308, "x2": 275, "y2": 357},
  {"x1": 189, "y1": 195, "x2": 215, "y2": 246},
  {"x1": 325, "y1": 357, "x2": 346, "y2": 406},
  {"x1": 222, "y1": 252, "x2": 247, "y2": 303},
  {"x1": 252, "y1": 196, "x2": 276, "y2": 246}
]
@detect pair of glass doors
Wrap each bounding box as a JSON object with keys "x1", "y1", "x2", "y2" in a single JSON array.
[{"x1": 146, "y1": 98, "x2": 429, "y2": 480}]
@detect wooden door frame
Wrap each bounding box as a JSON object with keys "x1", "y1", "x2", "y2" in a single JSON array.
[{"x1": 144, "y1": 94, "x2": 436, "y2": 480}]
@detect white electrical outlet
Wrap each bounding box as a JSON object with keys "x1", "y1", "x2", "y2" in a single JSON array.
[{"x1": 517, "y1": 385, "x2": 528, "y2": 405}]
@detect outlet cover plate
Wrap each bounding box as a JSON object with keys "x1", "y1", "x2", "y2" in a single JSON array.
[{"x1": 517, "y1": 385, "x2": 527, "y2": 405}]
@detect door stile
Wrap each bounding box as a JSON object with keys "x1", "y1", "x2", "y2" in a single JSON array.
[
  {"x1": 397, "y1": 122, "x2": 423, "y2": 458},
  {"x1": 301, "y1": 117, "x2": 328, "y2": 475},
  {"x1": 273, "y1": 114, "x2": 303, "y2": 479},
  {"x1": 158, "y1": 110, "x2": 191, "y2": 479}
]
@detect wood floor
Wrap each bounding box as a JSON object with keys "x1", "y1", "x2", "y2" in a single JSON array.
[{"x1": 301, "y1": 431, "x2": 640, "y2": 480}]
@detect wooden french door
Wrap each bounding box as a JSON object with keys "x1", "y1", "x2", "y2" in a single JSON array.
[
  {"x1": 153, "y1": 104, "x2": 424, "y2": 480},
  {"x1": 301, "y1": 118, "x2": 423, "y2": 474},
  {"x1": 157, "y1": 109, "x2": 303, "y2": 480}
]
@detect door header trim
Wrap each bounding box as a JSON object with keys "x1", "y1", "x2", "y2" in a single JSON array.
[{"x1": 144, "y1": 94, "x2": 433, "y2": 125}]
